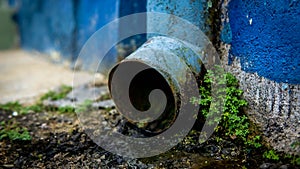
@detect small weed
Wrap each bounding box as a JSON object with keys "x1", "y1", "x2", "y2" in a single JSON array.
[
  {"x1": 99, "y1": 94, "x2": 111, "y2": 101},
  {"x1": 0, "y1": 120, "x2": 31, "y2": 141},
  {"x1": 245, "y1": 135, "x2": 262, "y2": 148},
  {"x1": 76, "y1": 100, "x2": 93, "y2": 113},
  {"x1": 263, "y1": 150, "x2": 280, "y2": 161},
  {"x1": 40, "y1": 85, "x2": 72, "y2": 101},
  {"x1": 292, "y1": 157, "x2": 300, "y2": 165},
  {"x1": 0, "y1": 101, "x2": 43, "y2": 115},
  {"x1": 284, "y1": 154, "x2": 300, "y2": 166},
  {"x1": 191, "y1": 65, "x2": 262, "y2": 148},
  {"x1": 58, "y1": 106, "x2": 75, "y2": 114}
]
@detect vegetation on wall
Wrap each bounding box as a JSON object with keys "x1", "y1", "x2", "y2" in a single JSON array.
[
  {"x1": 191, "y1": 66, "x2": 261, "y2": 148},
  {"x1": 190, "y1": 66, "x2": 300, "y2": 165}
]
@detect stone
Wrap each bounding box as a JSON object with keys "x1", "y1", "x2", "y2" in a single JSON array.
[
  {"x1": 259, "y1": 163, "x2": 272, "y2": 169},
  {"x1": 92, "y1": 100, "x2": 116, "y2": 109},
  {"x1": 67, "y1": 85, "x2": 109, "y2": 103}
]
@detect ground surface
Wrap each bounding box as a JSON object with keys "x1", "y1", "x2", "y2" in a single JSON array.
[
  {"x1": 0, "y1": 83, "x2": 296, "y2": 169},
  {"x1": 0, "y1": 50, "x2": 93, "y2": 104}
]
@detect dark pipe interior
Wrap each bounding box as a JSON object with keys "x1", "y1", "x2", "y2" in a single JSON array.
[{"x1": 109, "y1": 61, "x2": 177, "y2": 134}]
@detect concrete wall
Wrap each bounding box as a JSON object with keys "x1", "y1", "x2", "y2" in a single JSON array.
[
  {"x1": 11, "y1": 0, "x2": 300, "y2": 154},
  {"x1": 119, "y1": 0, "x2": 147, "y2": 55},
  {"x1": 14, "y1": 0, "x2": 146, "y2": 70},
  {"x1": 147, "y1": 0, "x2": 300, "y2": 154},
  {"x1": 227, "y1": 0, "x2": 300, "y2": 84},
  {"x1": 147, "y1": 0, "x2": 209, "y2": 33},
  {"x1": 75, "y1": 0, "x2": 120, "y2": 72},
  {"x1": 16, "y1": 0, "x2": 76, "y2": 61},
  {"x1": 220, "y1": 0, "x2": 300, "y2": 154}
]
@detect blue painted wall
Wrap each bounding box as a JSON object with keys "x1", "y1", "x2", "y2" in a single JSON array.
[
  {"x1": 14, "y1": 0, "x2": 300, "y2": 83},
  {"x1": 75, "y1": 0, "x2": 119, "y2": 57},
  {"x1": 14, "y1": 0, "x2": 146, "y2": 68},
  {"x1": 147, "y1": 0, "x2": 208, "y2": 32},
  {"x1": 147, "y1": 0, "x2": 210, "y2": 40},
  {"x1": 75, "y1": 0, "x2": 120, "y2": 72},
  {"x1": 119, "y1": 0, "x2": 147, "y2": 49},
  {"x1": 227, "y1": 0, "x2": 300, "y2": 84},
  {"x1": 16, "y1": 0, "x2": 75, "y2": 59}
]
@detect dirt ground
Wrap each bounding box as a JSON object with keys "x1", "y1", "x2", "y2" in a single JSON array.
[{"x1": 0, "y1": 50, "x2": 93, "y2": 104}]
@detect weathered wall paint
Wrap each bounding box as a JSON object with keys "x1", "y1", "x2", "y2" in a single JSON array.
[
  {"x1": 227, "y1": 0, "x2": 300, "y2": 84},
  {"x1": 119, "y1": 0, "x2": 147, "y2": 50},
  {"x1": 16, "y1": 0, "x2": 75, "y2": 59},
  {"x1": 147, "y1": 0, "x2": 209, "y2": 38},
  {"x1": 220, "y1": 0, "x2": 300, "y2": 154},
  {"x1": 14, "y1": 0, "x2": 146, "y2": 71},
  {"x1": 75, "y1": 0, "x2": 120, "y2": 72}
]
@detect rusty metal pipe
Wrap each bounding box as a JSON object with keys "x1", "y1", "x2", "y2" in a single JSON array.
[{"x1": 108, "y1": 36, "x2": 203, "y2": 134}]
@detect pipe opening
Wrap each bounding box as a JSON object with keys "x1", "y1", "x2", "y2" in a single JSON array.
[{"x1": 109, "y1": 61, "x2": 177, "y2": 134}]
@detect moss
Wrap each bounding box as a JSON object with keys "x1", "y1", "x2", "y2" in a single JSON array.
[
  {"x1": 0, "y1": 101, "x2": 43, "y2": 115},
  {"x1": 57, "y1": 106, "x2": 75, "y2": 114},
  {"x1": 40, "y1": 85, "x2": 72, "y2": 101},
  {"x1": 75, "y1": 99, "x2": 93, "y2": 113},
  {"x1": 0, "y1": 120, "x2": 31, "y2": 141}
]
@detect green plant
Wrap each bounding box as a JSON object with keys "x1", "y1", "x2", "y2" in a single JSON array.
[
  {"x1": 245, "y1": 135, "x2": 262, "y2": 148},
  {"x1": 40, "y1": 85, "x2": 72, "y2": 101},
  {"x1": 191, "y1": 66, "x2": 261, "y2": 148},
  {"x1": 291, "y1": 141, "x2": 300, "y2": 149},
  {"x1": 0, "y1": 121, "x2": 31, "y2": 141},
  {"x1": 284, "y1": 154, "x2": 300, "y2": 166},
  {"x1": 0, "y1": 101, "x2": 43, "y2": 115},
  {"x1": 76, "y1": 99, "x2": 93, "y2": 113},
  {"x1": 58, "y1": 106, "x2": 75, "y2": 114},
  {"x1": 263, "y1": 150, "x2": 280, "y2": 161},
  {"x1": 98, "y1": 94, "x2": 111, "y2": 101},
  {"x1": 291, "y1": 157, "x2": 300, "y2": 166}
]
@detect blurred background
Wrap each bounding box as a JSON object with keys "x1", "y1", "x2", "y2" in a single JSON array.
[
  {"x1": 0, "y1": 0, "x2": 147, "y2": 65},
  {"x1": 0, "y1": 0, "x2": 147, "y2": 103}
]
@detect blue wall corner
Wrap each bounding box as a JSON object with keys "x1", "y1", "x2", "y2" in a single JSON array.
[
  {"x1": 228, "y1": 0, "x2": 300, "y2": 84},
  {"x1": 220, "y1": 22, "x2": 232, "y2": 44}
]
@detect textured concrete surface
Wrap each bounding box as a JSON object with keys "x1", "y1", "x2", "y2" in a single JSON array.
[
  {"x1": 0, "y1": 50, "x2": 94, "y2": 104},
  {"x1": 220, "y1": 0, "x2": 300, "y2": 154},
  {"x1": 226, "y1": 58, "x2": 300, "y2": 154}
]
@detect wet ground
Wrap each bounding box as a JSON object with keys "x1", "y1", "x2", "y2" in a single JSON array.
[{"x1": 0, "y1": 83, "x2": 297, "y2": 169}]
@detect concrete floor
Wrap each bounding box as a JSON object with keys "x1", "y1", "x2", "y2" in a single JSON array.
[{"x1": 0, "y1": 50, "x2": 96, "y2": 104}]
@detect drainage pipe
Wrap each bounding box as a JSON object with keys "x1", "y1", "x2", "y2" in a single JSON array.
[
  {"x1": 108, "y1": 0, "x2": 221, "y2": 134},
  {"x1": 108, "y1": 36, "x2": 205, "y2": 134}
]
